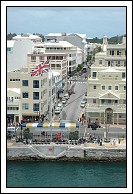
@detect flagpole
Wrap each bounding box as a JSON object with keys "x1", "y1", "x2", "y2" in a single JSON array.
[{"x1": 49, "y1": 60, "x2": 53, "y2": 141}]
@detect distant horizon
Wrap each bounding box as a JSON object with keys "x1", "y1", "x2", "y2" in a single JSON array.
[{"x1": 7, "y1": 32, "x2": 126, "y2": 40}]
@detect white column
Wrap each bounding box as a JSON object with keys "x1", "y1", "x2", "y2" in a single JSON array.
[{"x1": 117, "y1": 113, "x2": 119, "y2": 125}]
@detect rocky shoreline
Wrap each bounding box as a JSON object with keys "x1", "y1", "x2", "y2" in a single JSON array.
[{"x1": 7, "y1": 155, "x2": 126, "y2": 162}]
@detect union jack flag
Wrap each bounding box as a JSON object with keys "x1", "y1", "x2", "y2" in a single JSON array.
[{"x1": 31, "y1": 60, "x2": 49, "y2": 76}]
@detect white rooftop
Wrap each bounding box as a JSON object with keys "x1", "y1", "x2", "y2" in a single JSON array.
[
  {"x1": 13, "y1": 34, "x2": 41, "y2": 40},
  {"x1": 47, "y1": 33, "x2": 63, "y2": 36},
  {"x1": 44, "y1": 41, "x2": 76, "y2": 47}
]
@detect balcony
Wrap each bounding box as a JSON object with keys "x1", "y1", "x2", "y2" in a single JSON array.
[
  {"x1": 7, "y1": 100, "x2": 19, "y2": 106},
  {"x1": 7, "y1": 110, "x2": 19, "y2": 114},
  {"x1": 86, "y1": 103, "x2": 126, "y2": 109}
]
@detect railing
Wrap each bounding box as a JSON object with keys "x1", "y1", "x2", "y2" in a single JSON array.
[
  {"x1": 7, "y1": 101, "x2": 19, "y2": 105},
  {"x1": 86, "y1": 103, "x2": 126, "y2": 108}
]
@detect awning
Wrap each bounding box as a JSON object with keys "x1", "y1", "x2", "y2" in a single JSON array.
[{"x1": 22, "y1": 122, "x2": 79, "y2": 128}]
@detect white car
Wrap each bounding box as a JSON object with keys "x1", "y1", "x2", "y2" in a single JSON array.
[
  {"x1": 57, "y1": 103, "x2": 63, "y2": 110},
  {"x1": 55, "y1": 107, "x2": 61, "y2": 114},
  {"x1": 80, "y1": 101, "x2": 86, "y2": 108},
  {"x1": 63, "y1": 93, "x2": 69, "y2": 100},
  {"x1": 62, "y1": 98, "x2": 67, "y2": 104}
]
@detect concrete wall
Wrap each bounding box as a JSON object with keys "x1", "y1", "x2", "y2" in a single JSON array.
[{"x1": 7, "y1": 145, "x2": 126, "y2": 160}]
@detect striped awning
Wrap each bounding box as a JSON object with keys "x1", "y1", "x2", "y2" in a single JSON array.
[{"x1": 22, "y1": 122, "x2": 80, "y2": 128}]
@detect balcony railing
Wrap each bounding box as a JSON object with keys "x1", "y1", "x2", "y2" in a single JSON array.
[
  {"x1": 86, "y1": 103, "x2": 126, "y2": 109},
  {"x1": 7, "y1": 101, "x2": 19, "y2": 105}
]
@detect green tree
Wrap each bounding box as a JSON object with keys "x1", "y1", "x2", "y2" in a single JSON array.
[
  {"x1": 7, "y1": 33, "x2": 17, "y2": 40},
  {"x1": 76, "y1": 64, "x2": 83, "y2": 72},
  {"x1": 7, "y1": 134, "x2": 12, "y2": 140},
  {"x1": 23, "y1": 128, "x2": 32, "y2": 139},
  {"x1": 69, "y1": 131, "x2": 79, "y2": 140}
]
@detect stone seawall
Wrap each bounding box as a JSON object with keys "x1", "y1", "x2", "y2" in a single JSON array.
[{"x1": 7, "y1": 144, "x2": 126, "y2": 161}]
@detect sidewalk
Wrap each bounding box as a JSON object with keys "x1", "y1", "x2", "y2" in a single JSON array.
[
  {"x1": 84, "y1": 139, "x2": 126, "y2": 149},
  {"x1": 100, "y1": 124, "x2": 126, "y2": 129}
]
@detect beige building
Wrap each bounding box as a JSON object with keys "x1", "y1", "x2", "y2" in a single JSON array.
[
  {"x1": 7, "y1": 67, "x2": 49, "y2": 123},
  {"x1": 85, "y1": 36, "x2": 126, "y2": 125},
  {"x1": 27, "y1": 49, "x2": 68, "y2": 82}
]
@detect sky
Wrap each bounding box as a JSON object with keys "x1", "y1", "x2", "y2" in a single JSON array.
[{"x1": 6, "y1": 5, "x2": 127, "y2": 38}]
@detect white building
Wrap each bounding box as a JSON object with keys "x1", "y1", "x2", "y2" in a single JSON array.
[
  {"x1": 35, "y1": 40, "x2": 82, "y2": 76},
  {"x1": 85, "y1": 36, "x2": 126, "y2": 125},
  {"x1": 45, "y1": 33, "x2": 87, "y2": 63},
  {"x1": 7, "y1": 39, "x2": 34, "y2": 71},
  {"x1": 7, "y1": 88, "x2": 21, "y2": 124}
]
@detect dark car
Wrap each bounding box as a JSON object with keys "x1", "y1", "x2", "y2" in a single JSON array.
[{"x1": 88, "y1": 122, "x2": 101, "y2": 129}]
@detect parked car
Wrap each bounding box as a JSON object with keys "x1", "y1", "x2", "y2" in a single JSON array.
[
  {"x1": 88, "y1": 122, "x2": 101, "y2": 129},
  {"x1": 57, "y1": 103, "x2": 63, "y2": 110},
  {"x1": 63, "y1": 93, "x2": 69, "y2": 100},
  {"x1": 80, "y1": 101, "x2": 86, "y2": 108},
  {"x1": 7, "y1": 127, "x2": 16, "y2": 134},
  {"x1": 62, "y1": 98, "x2": 67, "y2": 104},
  {"x1": 55, "y1": 107, "x2": 61, "y2": 114},
  {"x1": 83, "y1": 97, "x2": 87, "y2": 103}
]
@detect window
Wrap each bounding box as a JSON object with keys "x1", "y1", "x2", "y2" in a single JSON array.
[
  {"x1": 33, "y1": 80, "x2": 39, "y2": 88},
  {"x1": 115, "y1": 100, "x2": 118, "y2": 103},
  {"x1": 7, "y1": 48, "x2": 11, "y2": 52},
  {"x1": 124, "y1": 85, "x2": 126, "y2": 90},
  {"x1": 33, "y1": 103, "x2": 39, "y2": 111},
  {"x1": 93, "y1": 99, "x2": 96, "y2": 103},
  {"x1": 31, "y1": 56, "x2": 36, "y2": 61},
  {"x1": 108, "y1": 61, "x2": 110, "y2": 66},
  {"x1": 102, "y1": 85, "x2": 105, "y2": 90},
  {"x1": 7, "y1": 107, "x2": 19, "y2": 110},
  {"x1": 110, "y1": 50, "x2": 114, "y2": 55},
  {"x1": 101, "y1": 99, "x2": 105, "y2": 104},
  {"x1": 22, "y1": 80, "x2": 28, "y2": 86},
  {"x1": 10, "y1": 79, "x2": 20, "y2": 82},
  {"x1": 39, "y1": 56, "x2": 44, "y2": 61},
  {"x1": 22, "y1": 92, "x2": 28, "y2": 98},
  {"x1": 92, "y1": 72, "x2": 97, "y2": 78},
  {"x1": 22, "y1": 103, "x2": 29, "y2": 110},
  {"x1": 115, "y1": 86, "x2": 119, "y2": 90},
  {"x1": 123, "y1": 100, "x2": 126, "y2": 104},
  {"x1": 69, "y1": 54, "x2": 71, "y2": 57},
  {"x1": 56, "y1": 64, "x2": 61, "y2": 68},
  {"x1": 99, "y1": 60, "x2": 102, "y2": 64},
  {"x1": 108, "y1": 86, "x2": 112, "y2": 90},
  {"x1": 93, "y1": 85, "x2": 96, "y2": 89},
  {"x1": 122, "y1": 72, "x2": 126, "y2": 79},
  {"x1": 33, "y1": 92, "x2": 39, "y2": 100},
  {"x1": 117, "y1": 50, "x2": 121, "y2": 55},
  {"x1": 108, "y1": 100, "x2": 111, "y2": 104}
]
